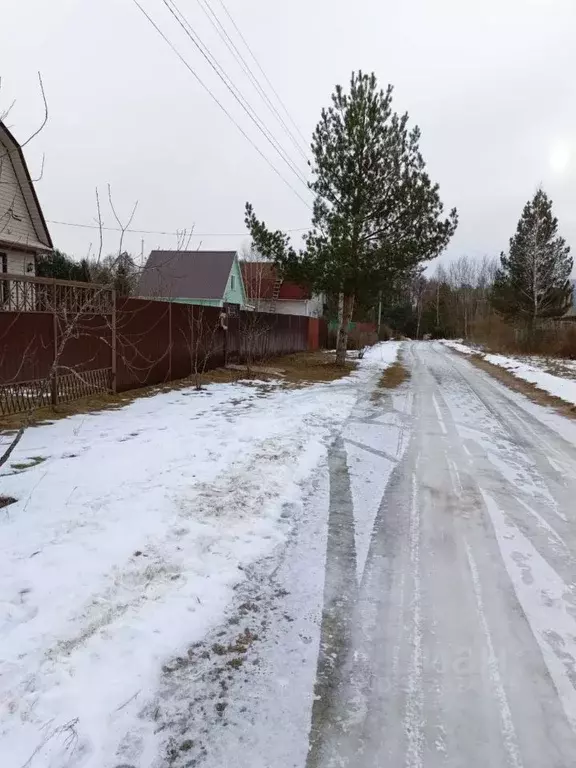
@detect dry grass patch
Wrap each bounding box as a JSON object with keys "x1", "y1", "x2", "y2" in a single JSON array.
[
  {"x1": 0, "y1": 352, "x2": 354, "y2": 432},
  {"x1": 468, "y1": 354, "x2": 576, "y2": 420},
  {"x1": 372, "y1": 361, "x2": 410, "y2": 399},
  {"x1": 265, "y1": 351, "x2": 356, "y2": 385}
]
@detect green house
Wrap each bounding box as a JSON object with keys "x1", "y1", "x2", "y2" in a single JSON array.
[{"x1": 138, "y1": 250, "x2": 248, "y2": 308}]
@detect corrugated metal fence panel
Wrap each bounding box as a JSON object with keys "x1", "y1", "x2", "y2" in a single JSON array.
[
  {"x1": 0, "y1": 312, "x2": 53, "y2": 383},
  {"x1": 238, "y1": 312, "x2": 309, "y2": 360},
  {"x1": 169, "y1": 302, "x2": 192, "y2": 381},
  {"x1": 116, "y1": 297, "x2": 171, "y2": 391},
  {"x1": 0, "y1": 299, "x2": 319, "y2": 411},
  {"x1": 192, "y1": 305, "x2": 227, "y2": 371},
  {"x1": 226, "y1": 314, "x2": 240, "y2": 363},
  {"x1": 57, "y1": 313, "x2": 112, "y2": 374},
  {"x1": 319, "y1": 317, "x2": 328, "y2": 349},
  {"x1": 169, "y1": 304, "x2": 227, "y2": 380}
]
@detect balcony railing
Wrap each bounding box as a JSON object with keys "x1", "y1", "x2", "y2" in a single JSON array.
[{"x1": 0, "y1": 274, "x2": 114, "y2": 314}]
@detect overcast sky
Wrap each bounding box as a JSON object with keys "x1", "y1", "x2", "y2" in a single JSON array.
[{"x1": 1, "y1": 0, "x2": 575, "y2": 270}]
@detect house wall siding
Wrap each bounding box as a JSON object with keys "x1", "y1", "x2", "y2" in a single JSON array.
[
  {"x1": 223, "y1": 258, "x2": 247, "y2": 306},
  {"x1": 0, "y1": 151, "x2": 40, "y2": 248},
  {"x1": 255, "y1": 294, "x2": 324, "y2": 317},
  {"x1": 2, "y1": 251, "x2": 34, "y2": 275}
]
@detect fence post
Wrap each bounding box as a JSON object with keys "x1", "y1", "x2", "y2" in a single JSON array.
[
  {"x1": 190, "y1": 305, "x2": 194, "y2": 378},
  {"x1": 111, "y1": 289, "x2": 117, "y2": 393},
  {"x1": 168, "y1": 301, "x2": 172, "y2": 382},
  {"x1": 51, "y1": 280, "x2": 58, "y2": 406},
  {"x1": 223, "y1": 307, "x2": 228, "y2": 366}
]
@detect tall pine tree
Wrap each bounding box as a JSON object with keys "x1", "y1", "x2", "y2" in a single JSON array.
[
  {"x1": 492, "y1": 188, "x2": 573, "y2": 327},
  {"x1": 245, "y1": 71, "x2": 457, "y2": 363}
]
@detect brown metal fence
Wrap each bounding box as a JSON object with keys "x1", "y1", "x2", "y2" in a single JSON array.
[
  {"x1": 0, "y1": 275, "x2": 315, "y2": 415},
  {"x1": 116, "y1": 299, "x2": 309, "y2": 392}
]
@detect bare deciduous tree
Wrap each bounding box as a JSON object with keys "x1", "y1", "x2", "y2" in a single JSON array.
[{"x1": 181, "y1": 305, "x2": 223, "y2": 390}]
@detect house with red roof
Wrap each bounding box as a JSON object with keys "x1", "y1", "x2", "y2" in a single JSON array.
[{"x1": 240, "y1": 261, "x2": 324, "y2": 317}]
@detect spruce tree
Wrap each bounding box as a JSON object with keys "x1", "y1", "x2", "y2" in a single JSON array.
[
  {"x1": 36, "y1": 249, "x2": 91, "y2": 282},
  {"x1": 492, "y1": 188, "x2": 573, "y2": 327},
  {"x1": 245, "y1": 71, "x2": 457, "y2": 363}
]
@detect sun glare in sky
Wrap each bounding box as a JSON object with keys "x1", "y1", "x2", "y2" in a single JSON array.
[{"x1": 549, "y1": 140, "x2": 572, "y2": 175}]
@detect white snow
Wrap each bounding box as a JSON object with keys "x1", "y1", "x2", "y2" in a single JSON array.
[
  {"x1": 404, "y1": 467, "x2": 424, "y2": 768},
  {"x1": 483, "y1": 353, "x2": 576, "y2": 405},
  {"x1": 441, "y1": 341, "x2": 576, "y2": 407},
  {"x1": 0, "y1": 342, "x2": 400, "y2": 768},
  {"x1": 481, "y1": 490, "x2": 576, "y2": 733},
  {"x1": 463, "y1": 540, "x2": 523, "y2": 768},
  {"x1": 342, "y1": 342, "x2": 408, "y2": 584},
  {"x1": 440, "y1": 339, "x2": 476, "y2": 356}
]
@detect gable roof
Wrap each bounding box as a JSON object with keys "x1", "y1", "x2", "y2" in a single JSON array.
[
  {"x1": 0, "y1": 121, "x2": 53, "y2": 250},
  {"x1": 139, "y1": 250, "x2": 237, "y2": 300},
  {"x1": 240, "y1": 261, "x2": 310, "y2": 301}
]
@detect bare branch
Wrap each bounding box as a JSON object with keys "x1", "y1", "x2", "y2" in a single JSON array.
[
  {"x1": 0, "y1": 426, "x2": 25, "y2": 469},
  {"x1": 20, "y1": 72, "x2": 48, "y2": 150},
  {"x1": 107, "y1": 183, "x2": 138, "y2": 257},
  {"x1": 30, "y1": 152, "x2": 45, "y2": 183},
  {"x1": 94, "y1": 187, "x2": 103, "y2": 265},
  {"x1": 0, "y1": 99, "x2": 16, "y2": 124}
]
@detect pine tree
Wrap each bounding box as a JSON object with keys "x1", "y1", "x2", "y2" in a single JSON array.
[
  {"x1": 492, "y1": 188, "x2": 573, "y2": 327},
  {"x1": 245, "y1": 71, "x2": 457, "y2": 363}
]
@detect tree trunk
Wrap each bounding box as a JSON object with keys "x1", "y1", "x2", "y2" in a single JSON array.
[{"x1": 336, "y1": 295, "x2": 354, "y2": 365}]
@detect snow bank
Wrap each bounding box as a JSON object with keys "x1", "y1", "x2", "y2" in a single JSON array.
[
  {"x1": 441, "y1": 340, "x2": 576, "y2": 407},
  {"x1": 483, "y1": 353, "x2": 576, "y2": 405},
  {"x1": 360, "y1": 341, "x2": 402, "y2": 367},
  {"x1": 440, "y1": 339, "x2": 475, "y2": 355},
  {"x1": 0, "y1": 342, "x2": 400, "y2": 768}
]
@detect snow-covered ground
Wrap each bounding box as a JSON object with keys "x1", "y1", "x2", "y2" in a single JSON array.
[
  {"x1": 0, "y1": 343, "x2": 400, "y2": 768},
  {"x1": 440, "y1": 339, "x2": 576, "y2": 406},
  {"x1": 483, "y1": 353, "x2": 576, "y2": 404},
  {"x1": 440, "y1": 339, "x2": 476, "y2": 356},
  {"x1": 305, "y1": 342, "x2": 576, "y2": 767}
]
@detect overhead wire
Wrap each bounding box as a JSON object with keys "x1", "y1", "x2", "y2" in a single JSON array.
[
  {"x1": 194, "y1": 0, "x2": 308, "y2": 163},
  {"x1": 161, "y1": 0, "x2": 310, "y2": 189},
  {"x1": 47, "y1": 218, "x2": 308, "y2": 236},
  {"x1": 129, "y1": 0, "x2": 311, "y2": 208},
  {"x1": 215, "y1": 0, "x2": 309, "y2": 150}
]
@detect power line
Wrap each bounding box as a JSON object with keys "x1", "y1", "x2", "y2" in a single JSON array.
[
  {"x1": 194, "y1": 0, "x2": 308, "y2": 163},
  {"x1": 130, "y1": 0, "x2": 311, "y2": 208},
  {"x1": 216, "y1": 0, "x2": 309, "y2": 150},
  {"x1": 47, "y1": 218, "x2": 308, "y2": 236},
  {"x1": 161, "y1": 0, "x2": 309, "y2": 189}
]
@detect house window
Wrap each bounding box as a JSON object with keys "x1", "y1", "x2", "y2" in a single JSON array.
[{"x1": 230, "y1": 275, "x2": 235, "y2": 291}]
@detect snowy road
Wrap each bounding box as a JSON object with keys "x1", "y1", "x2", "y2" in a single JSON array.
[
  {"x1": 5, "y1": 341, "x2": 576, "y2": 767},
  {"x1": 309, "y1": 342, "x2": 576, "y2": 768}
]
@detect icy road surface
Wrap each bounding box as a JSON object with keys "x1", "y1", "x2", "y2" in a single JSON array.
[
  {"x1": 5, "y1": 340, "x2": 576, "y2": 767},
  {"x1": 308, "y1": 342, "x2": 576, "y2": 768}
]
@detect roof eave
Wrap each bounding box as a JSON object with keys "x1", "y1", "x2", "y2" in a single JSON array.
[{"x1": 0, "y1": 121, "x2": 53, "y2": 251}]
